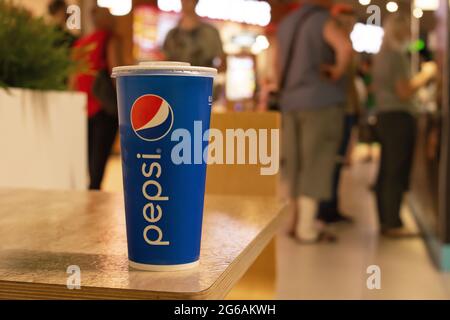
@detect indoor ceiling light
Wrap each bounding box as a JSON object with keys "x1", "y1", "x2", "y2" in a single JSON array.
[
  {"x1": 386, "y1": 1, "x2": 399, "y2": 13},
  {"x1": 413, "y1": 7, "x2": 424, "y2": 18},
  {"x1": 97, "y1": 0, "x2": 132, "y2": 16},
  {"x1": 97, "y1": 0, "x2": 113, "y2": 8},
  {"x1": 350, "y1": 23, "x2": 384, "y2": 54},
  {"x1": 414, "y1": 0, "x2": 439, "y2": 11},
  {"x1": 108, "y1": 0, "x2": 132, "y2": 16},
  {"x1": 158, "y1": 0, "x2": 272, "y2": 27}
]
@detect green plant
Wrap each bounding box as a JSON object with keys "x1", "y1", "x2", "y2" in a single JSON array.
[{"x1": 0, "y1": 1, "x2": 76, "y2": 90}]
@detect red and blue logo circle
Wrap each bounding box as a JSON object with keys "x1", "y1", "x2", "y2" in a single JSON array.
[{"x1": 130, "y1": 94, "x2": 174, "y2": 141}]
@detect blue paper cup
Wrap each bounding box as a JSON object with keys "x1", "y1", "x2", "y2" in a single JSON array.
[{"x1": 112, "y1": 62, "x2": 216, "y2": 271}]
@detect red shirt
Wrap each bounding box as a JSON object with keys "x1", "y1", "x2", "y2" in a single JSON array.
[{"x1": 74, "y1": 30, "x2": 110, "y2": 118}]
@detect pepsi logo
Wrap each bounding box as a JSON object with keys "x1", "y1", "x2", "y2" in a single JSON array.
[{"x1": 130, "y1": 95, "x2": 174, "y2": 141}]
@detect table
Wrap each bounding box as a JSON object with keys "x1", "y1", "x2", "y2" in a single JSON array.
[{"x1": 0, "y1": 189, "x2": 287, "y2": 299}]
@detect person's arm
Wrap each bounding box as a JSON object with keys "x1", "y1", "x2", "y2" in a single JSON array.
[
  {"x1": 210, "y1": 26, "x2": 226, "y2": 72},
  {"x1": 396, "y1": 61, "x2": 437, "y2": 100},
  {"x1": 272, "y1": 37, "x2": 280, "y2": 91},
  {"x1": 323, "y1": 18, "x2": 353, "y2": 81}
]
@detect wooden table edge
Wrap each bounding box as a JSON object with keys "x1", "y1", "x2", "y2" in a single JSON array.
[{"x1": 0, "y1": 205, "x2": 288, "y2": 300}]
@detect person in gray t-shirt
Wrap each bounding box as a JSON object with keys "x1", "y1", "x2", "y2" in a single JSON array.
[
  {"x1": 163, "y1": 0, "x2": 224, "y2": 69},
  {"x1": 373, "y1": 13, "x2": 436, "y2": 238},
  {"x1": 277, "y1": 0, "x2": 353, "y2": 243},
  {"x1": 374, "y1": 49, "x2": 413, "y2": 113}
]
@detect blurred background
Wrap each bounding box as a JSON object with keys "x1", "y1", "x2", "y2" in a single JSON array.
[{"x1": 1, "y1": 0, "x2": 450, "y2": 299}]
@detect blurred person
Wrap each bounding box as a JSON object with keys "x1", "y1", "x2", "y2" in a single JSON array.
[
  {"x1": 47, "y1": 0, "x2": 77, "y2": 47},
  {"x1": 358, "y1": 58, "x2": 377, "y2": 163},
  {"x1": 277, "y1": 0, "x2": 353, "y2": 243},
  {"x1": 73, "y1": 7, "x2": 121, "y2": 190},
  {"x1": 317, "y1": 3, "x2": 358, "y2": 224},
  {"x1": 373, "y1": 13, "x2": 437, "y2": 238},
  {"x1": 163, "y1": 0, "x2": 224, "y2": 70}
]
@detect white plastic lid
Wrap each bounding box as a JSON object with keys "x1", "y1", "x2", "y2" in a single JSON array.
[
  {"x1": 112, "y1": 61, "x2": 217, "y2": 78},
  {"x1": 138, "y1": 61, "x2": 191, "y2": 67}
]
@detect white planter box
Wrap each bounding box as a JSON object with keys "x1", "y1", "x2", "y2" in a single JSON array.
[{"x1": 0, "y1": 88, "x2": 88, "y2": 190}]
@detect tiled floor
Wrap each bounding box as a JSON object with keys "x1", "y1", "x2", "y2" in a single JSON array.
[
  {"x1": 276, "y1": 161, "x2": 450, "y2": 300},
  {"x1": 102, "y1": 152, "x2": 450, "y2": 300}
]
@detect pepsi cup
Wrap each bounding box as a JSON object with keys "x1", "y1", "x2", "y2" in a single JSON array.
[{"x1": 112, "y1": 62, "x2": 216, "y2": 271}]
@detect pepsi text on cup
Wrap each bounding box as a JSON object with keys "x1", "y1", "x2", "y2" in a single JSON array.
[
  {"x1": 137, "y1": 153, "x2": 169, "y2": 246},
  {"x1": 131, "y1": 95, "x2": 174, "y2": 247}
]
